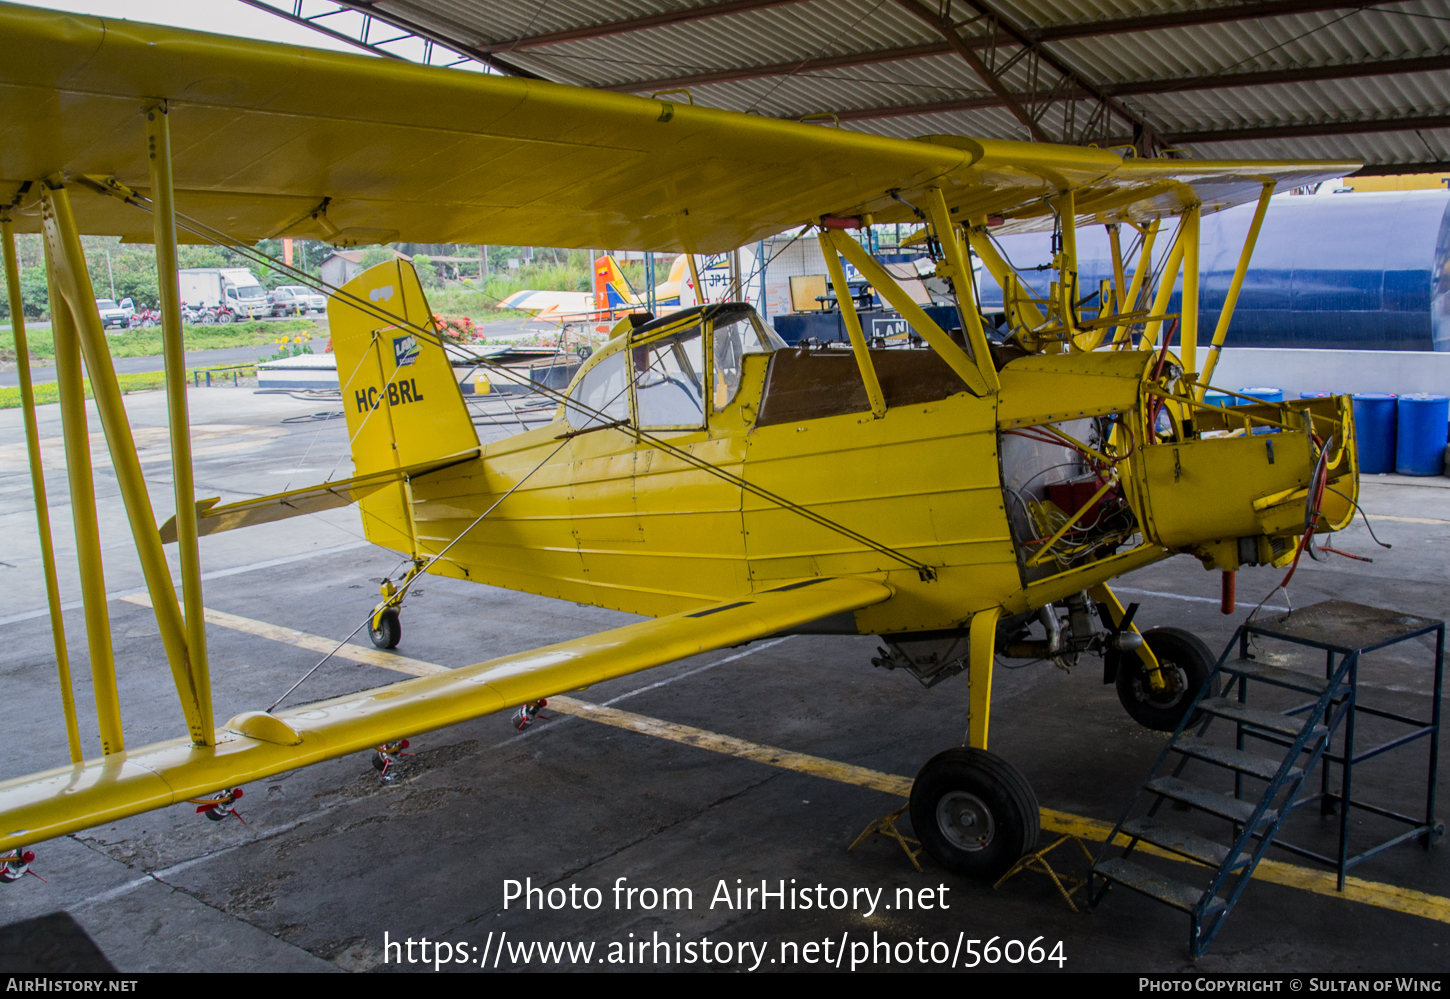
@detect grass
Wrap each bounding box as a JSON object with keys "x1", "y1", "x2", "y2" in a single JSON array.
[
  {"x1": 0, "y1": 369, "x2": 204, "y2": 409},
  {"x1": 0, "y1": 319, "x2": 319, "y2": 364}
]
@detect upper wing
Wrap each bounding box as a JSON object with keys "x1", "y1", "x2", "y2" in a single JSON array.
[
  {"x1": 0, "y1": 5, "x2": 1354, "y2": 252},
  {"x1": 0, "y1": 576, "x2": 891, "y2": 851}
]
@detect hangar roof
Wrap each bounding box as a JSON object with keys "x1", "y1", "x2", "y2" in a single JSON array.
[{"x1": 249, "y1": 0, "x2": 1450, "y2": 175}]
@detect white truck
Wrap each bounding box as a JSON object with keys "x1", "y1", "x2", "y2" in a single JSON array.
[{"x1": 177, "y1": 267, "x2": 268, "y2": 322}]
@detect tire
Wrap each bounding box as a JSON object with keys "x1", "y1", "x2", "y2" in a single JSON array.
[
  {"x1": 218, "y1": 311, "x2": 234, "y2": 325},
  {"x1": 142, "y1": 318, "x2": 156, "y2": 329},
  {"x1": 1115, "y1": 626, "x2": 1217, "y2": 732},
  {"x1": 369, "y1": 608, "x2": 401, "y2": 649},
  {"x1": 201, "y1": 312, "x2": 216, "y2": 326},
  {"x1": 909, "y1": 748, "x2": 1040, "y2": 879}
]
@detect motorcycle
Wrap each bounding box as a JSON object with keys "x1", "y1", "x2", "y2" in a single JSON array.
[{"x1": 127, "y1": 308, "x2": 161, "y2": 330}]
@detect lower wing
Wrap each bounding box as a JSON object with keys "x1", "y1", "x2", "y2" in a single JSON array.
[{"x1": 0, "y1": 577, "x2": 891, "y2": 852}]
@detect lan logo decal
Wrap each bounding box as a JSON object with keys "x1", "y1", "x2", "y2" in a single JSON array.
[{"x1": 393, "y1": 334, "x2": 420, "y2": 368}]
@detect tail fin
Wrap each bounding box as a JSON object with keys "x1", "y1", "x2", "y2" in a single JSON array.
[
  {"x1": 653, "y1": 254, "x2": 688, "y2": 305},
  {"x1": 328, "y1": 260, "x2": 479, "y2": 552},
  {"x1": 593, "y1": 254, "x2": 638, "y2": 310}
]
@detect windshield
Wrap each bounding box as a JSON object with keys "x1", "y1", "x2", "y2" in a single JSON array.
[
  {"x1": 633, "y1": 326, "x2": 706, "y2": 429},
  {"x1": 565, "y1": 350, "x2": 629, "y2": 428},
  {"x1": 712, "y1": 311, "x2": 780, "y2": 411},
  {"x1": 96, "y1": 300, "x2": 117, "y2": 310},
  {"x1": 236, "y1": 284, "x2": 265, "y2": 299}
]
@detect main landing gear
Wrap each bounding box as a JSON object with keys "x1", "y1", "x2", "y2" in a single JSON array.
[
  {"x1": 894, "y1": 591, "x2": 1218, "y2": 878},
  {"x1": 909, "y1": 749, "x2": 1040, "y2": 880}
]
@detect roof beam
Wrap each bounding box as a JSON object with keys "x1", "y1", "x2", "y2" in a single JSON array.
[
  {"x1": 1036, "y1": 0, "x2": 1421, "y2": 41},
  {"x1": 899, "y1": 0, "x2": 1161, "y2": 148},
  {"x1": 472, "y1": 0, "x2": 811, "y2": 54},
  {"x1": 243, "y1": 0, "x2": 541, "y2": 77},
  {"x1": 600, "y1": 0, "x2": 1427, "y2": 97},
  {"x1": 1166, "y1": 113, "x2": 1450, "y2": 143},
  {"x1": 600, "y1": 40, "x2": 959, "y2": 94},
  {"x1": 894, "y1": 0, "x2": 1050, "y2": 141},
  {"x1": 821, "y1": 53, "x2": 1450, "y2": 122}
]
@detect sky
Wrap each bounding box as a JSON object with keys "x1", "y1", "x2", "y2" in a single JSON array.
[{"x1": 23, "y1": 1, "x2": 370, "y2": 54}]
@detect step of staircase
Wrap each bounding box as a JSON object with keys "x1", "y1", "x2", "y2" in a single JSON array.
[
  {"x1": 1200, "y1": 698, "x2": 1327, "y2": 739},
  {"x1": 1219, "y1": 659, "x2": 1330, "y2": 695},
  {"x1": 1174, "y1": 736, "x2": 1304, "y2": 782},
  {"x1": 1120, "y1": 816, "x2": 1249, "y2": 871},
  {"x1": 1095, "y1": 857, "x2": 1227, "y2": 914},
  {"x1": 1146, "y1": 776, "x2": 1278, "y2": 826}
]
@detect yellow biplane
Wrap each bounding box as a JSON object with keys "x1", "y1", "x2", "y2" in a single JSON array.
[{"x1": 0, "y1": 3, "x2": 1360, "y2": 881}]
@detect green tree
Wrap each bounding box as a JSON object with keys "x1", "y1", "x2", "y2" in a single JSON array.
[
  {"x1": 413, "y1": 254, "x2": 439, "y2": 287},
  {"x1": 358, "y1": 245, "x2": 396, "y2": 268}
]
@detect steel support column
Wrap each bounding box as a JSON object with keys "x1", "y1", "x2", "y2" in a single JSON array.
[
  {"x1": 42, "y1": 238, "x2": 122, "y2": 755},
  {"x1": 833, "y1": 233, "x2": 989, "y2": 397},
  {"x1": 818, "y1": 229, "x2": 886, "y2": 419},
  {"x1": 1180, "y1": 204, "x2": 1201, "y2": 377},
  {"x1": 1142, "y1": 224, "x2": 1186, "y2": 350},
  {"x1": 148, "y1": 104, "x2": 214, "y2": 742},
  {"x1": 924, "y1": 189, "x2": 998, "y2": 392},
  {"x1": 3, "y1": 216, "x2": 82, "y2": 763},
  {"x1": 40, "y1": 183, "x2": 210, "y2": 744},
  {"x1": 1112, "y1": 219, "x2": 1160, "y2": 347},
  {"x1": 1201, "y1": 183, "x2": 1274, "y2": 393}
]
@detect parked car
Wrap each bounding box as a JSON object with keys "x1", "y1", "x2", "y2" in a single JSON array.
[
  {"x1": 269, "y1": 285, "x2": 327, "y2": 316},
  {"x1": 95, "y1": 297, "x2": 135, "y2": 330}
]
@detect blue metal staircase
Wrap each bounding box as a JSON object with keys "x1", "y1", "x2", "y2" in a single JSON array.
[{"x1": 1089, "y1": 641, "x2": 1354, "y2": 957}]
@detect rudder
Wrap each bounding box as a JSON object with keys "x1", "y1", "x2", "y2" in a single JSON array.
[{"x1": 328, "y1": 260, "x2": 478, "y2": 552}]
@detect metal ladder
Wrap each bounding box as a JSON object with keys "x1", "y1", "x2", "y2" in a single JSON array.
[{"x1": 1089, "y1": 641, "x2": 1355, "y2": 957}]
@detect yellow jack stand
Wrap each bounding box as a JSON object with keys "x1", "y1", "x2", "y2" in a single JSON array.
[
  {"x1": 848, "y1": 803, "x2": 923, "y2": 873},
  {"x1": 993, "y1": 834, "x2": 1095, "y2": 912}
]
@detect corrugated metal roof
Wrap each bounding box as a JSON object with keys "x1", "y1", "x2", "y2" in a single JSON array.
[{"x1": 336, "y1": 0, "x2": 1450, "y2": 170}]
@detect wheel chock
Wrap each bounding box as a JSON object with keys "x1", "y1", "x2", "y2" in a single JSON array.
[
  {"x1": 848, "y1": 803, "x2": 924, "y2": 873},
  {"x1": 992, "y1": 834, "x2": 1094, "y2": 912}
]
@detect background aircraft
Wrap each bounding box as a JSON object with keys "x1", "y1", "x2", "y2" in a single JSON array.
[{"x1": 498, "y1": 253, "x2": 689, "y2": 321}]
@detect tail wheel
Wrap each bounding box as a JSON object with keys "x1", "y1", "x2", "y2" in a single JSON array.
[
  {"x1": 1115, "y1": 626, "x2": 1217, "y2": 732},
  {"x1": 369, "y1": 608, "x2": 401, "y2": 649},
  {"x1": 909, "y1": 748, "x2": 1040, "y2": 879}
]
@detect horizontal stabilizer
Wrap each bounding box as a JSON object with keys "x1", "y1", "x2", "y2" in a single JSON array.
[
  {"x1": 158, "y1": 449, "x2": 478, "y2": 543},
  {"x1": 0, "y1": 576, "x2": 891, "y2": 852}
]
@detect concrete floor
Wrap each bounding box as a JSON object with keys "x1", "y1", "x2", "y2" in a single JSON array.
[{"x1": 0, "y1": 385, "x2": 1445, "y2": 973}]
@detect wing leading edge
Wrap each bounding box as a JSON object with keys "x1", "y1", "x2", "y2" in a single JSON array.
[{"x1": 0, "y1": 576, "x2": 892, "y2": 852}]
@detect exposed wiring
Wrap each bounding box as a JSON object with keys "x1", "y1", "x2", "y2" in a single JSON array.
[{"x1": 1325, "y1": 485, "x2": 1394, "y2": 550}]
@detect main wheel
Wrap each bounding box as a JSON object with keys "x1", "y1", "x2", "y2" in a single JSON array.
[
  {"x1": 1115, "y1": 626, "x2": 1217, "y2": 732},
  {"x1": 369, "y1": 608, "x2": 401, "y2": 649},
  {"x1": 909, "y1": 748, "x2": 1040, "y2": 879}
]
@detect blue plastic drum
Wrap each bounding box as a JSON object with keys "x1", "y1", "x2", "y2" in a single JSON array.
[
  {"x1": 1236, "y1": 387, "x2": 1284, "y2": 405},
  {"x1": 1352, "y1": 393, "x2": 1398, "y2": 474},
  {"x1": 1237, "y1": 387, "x2": 1283, "y2": 434},
  {"x1": 1299, "y1": 391, "x2": 1333, "y2": 399},
  {"x1": 1204, "y1": 391, "x2": 1232, "y2": 409},
  {"x1": 1396, "y1": 394, "x2": 1450, "y2": 476}
]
